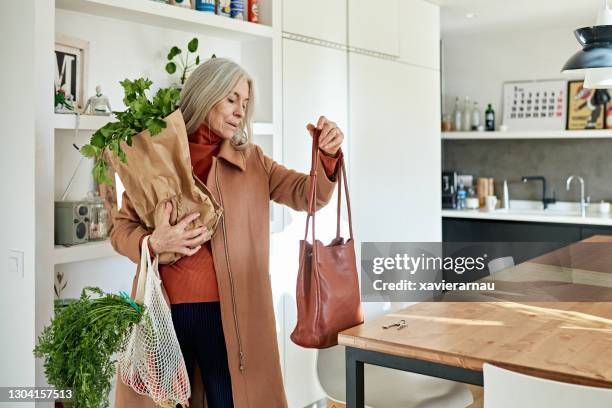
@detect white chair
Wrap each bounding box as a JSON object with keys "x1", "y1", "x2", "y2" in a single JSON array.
[
  {"x1": 483, "y1": 363, "x2": 612, "y2": 408},
  {"x1": 315, "y1": 302, "x2": 474, "y2": 408},
  {"x1": 487, "y1": 256, "x2": 514, "y2": 275}
]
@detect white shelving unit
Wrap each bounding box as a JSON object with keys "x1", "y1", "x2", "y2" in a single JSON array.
[
  {"x1": 49, "y1": 0, "x2": 282, "y2": 271},
  {"x1": 56, "y1": 0, "x2": 273, "y2": 41},
  {"x1": 442, "y1": 130, "x2": 612, "y2": 140},
  {"x1": 53, "y1": 240, "x2": 116, "y2": 265}
]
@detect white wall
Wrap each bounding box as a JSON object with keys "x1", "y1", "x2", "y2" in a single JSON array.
[
  {"x1": 441, "y1": 24, "x2": 588, "y2": 121},
  {"x1": 0, "y1": 1, "x2": 38, "y2": 403}
]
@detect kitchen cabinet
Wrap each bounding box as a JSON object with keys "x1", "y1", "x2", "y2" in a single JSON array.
[
  {"x1": 348, "y1": 0, "x2": 400, "y2": 56},
  {"x1": 282, "y1": 0, "x2": 347, "y2": 45},
  {"x1": 399, "y1": 0, "x2": 440, "y2": 69},
  {"x1": 350, "y1": 53, "x2": 441, "y2": 242},
  {"x1": 442, "y1": 218, "x2": 612, "y2": 265}
]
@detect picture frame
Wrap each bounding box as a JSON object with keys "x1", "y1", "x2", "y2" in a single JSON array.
[
  {"x1": 55, "y1": 34, "x2": 89, "y2": 111},
  {"x1": 566, "y1": 80, "x2": 608, "y2": 130}
]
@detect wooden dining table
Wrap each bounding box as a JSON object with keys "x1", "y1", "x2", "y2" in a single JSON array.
[{"x1": 338, "y1": 235, "x2": 612, "y2": 407}]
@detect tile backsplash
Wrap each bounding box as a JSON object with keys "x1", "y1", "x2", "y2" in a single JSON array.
[{"x1": 442, "y1": 139, "x2": 612, "y2": 202}]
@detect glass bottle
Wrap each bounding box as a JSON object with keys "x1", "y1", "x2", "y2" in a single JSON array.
[
  {"x1": 452, "y1": 97, "x2": 462, "y2": 131},
  {"x1": 471, "y1": 102, "x2": 481, "y2": 131},
  {"x1": 462, "y1": 96, "x2": 472, "y2": 131},
  {"x1": 485, "y1": 103, "x2": 496, "y2": 131}
]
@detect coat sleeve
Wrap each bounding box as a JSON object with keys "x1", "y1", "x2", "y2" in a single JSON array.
[
  {"x1": 255, "y1": 145, "x2": 342, "y2": 212},
  {"x1": 109, "y1": 191, "x2": 152, "y2": 264}
]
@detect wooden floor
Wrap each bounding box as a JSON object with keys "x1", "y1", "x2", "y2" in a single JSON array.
[{"x1": 323, "y1": 385, "x2": 484, "y2": 408}]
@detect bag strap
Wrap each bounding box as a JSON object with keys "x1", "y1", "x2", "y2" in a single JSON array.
[
  {"x1": 136, "y1": 235, "x2": 160, "y2": 303},
  {"x1": 303, "y1": 130, "x2": 354, "y2": 246}
]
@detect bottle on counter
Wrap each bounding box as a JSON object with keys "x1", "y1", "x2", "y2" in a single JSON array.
[
  {"x1": 457, "y1": 183, "x2": 467, "y2": 210},
  {"x1": 462, "y1": 96, "x2": 472, "y2": 131},
  {"x1": 485, "y1": 103, "x2": 495, "y2": 131},
  {"x1": 452, "y1": 97, "x2": 462, "y2": 131},
  {"x1": 471, "y1": 101, "x2": 481, "y2": 131}
]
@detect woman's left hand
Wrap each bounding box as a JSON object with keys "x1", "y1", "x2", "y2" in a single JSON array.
[{"x1": 306, "y1": 116, "x2": 344, "y2": 156}]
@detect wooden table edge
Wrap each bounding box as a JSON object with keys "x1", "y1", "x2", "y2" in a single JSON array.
[{"x1": 338, "y1": 332, "x2": 612, "y2": 389}]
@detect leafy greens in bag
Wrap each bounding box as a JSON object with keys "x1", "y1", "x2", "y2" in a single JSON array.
[{"x1": 80, "y1": 78, "x2": 180, "y2": 185}]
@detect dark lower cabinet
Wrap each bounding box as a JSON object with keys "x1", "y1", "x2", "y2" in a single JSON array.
[
  {"x1": 443, "y1": 218, "x2": 582, "y2": 243},
  {"x1": 442, "y1": 218, "x2": 612, "y2": 271}
]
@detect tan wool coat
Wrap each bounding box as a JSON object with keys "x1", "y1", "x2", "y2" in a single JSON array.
[{"x1": 110, "y1": 139, "x2": 338, "y2": 408}]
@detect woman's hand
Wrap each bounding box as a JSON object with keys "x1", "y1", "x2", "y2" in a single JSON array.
[
  {"x1": 306, "y1": 116, "x2": 344, "y2": 156},
  {"x1": 149, "y1": 202, "x2": 212, "y2": 256}
]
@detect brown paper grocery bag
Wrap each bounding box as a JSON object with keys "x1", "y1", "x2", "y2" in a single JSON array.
[{"x1": 108, "y1": 109, "x2": 223, "y2": 265}]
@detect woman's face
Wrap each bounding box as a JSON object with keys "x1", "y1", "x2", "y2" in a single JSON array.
[{"x1": 205, "y1": 76, "x2": 250, "y2": 139}]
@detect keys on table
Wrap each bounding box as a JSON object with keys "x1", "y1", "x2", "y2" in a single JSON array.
[{"x1": 382, "y1": 319, "x2": 407, "y2": 331}]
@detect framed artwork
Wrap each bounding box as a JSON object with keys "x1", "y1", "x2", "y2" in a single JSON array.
[
  {"x1": 566, "y1": 80, "x2": 608, "y2": 130},
  {"x1": 55, "y1": 34, "x2": 89, "y2": 111},
  {"x1": 502, "y1": 80, "x2": 566, "y2": 131}
]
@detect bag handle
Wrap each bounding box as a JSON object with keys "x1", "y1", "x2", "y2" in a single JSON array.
[
  {"x1": 136, "y1": 235, "x2": 160, "y2": 303},
  {"x1": 303, "y1": 130, "x2": 354, "y2": 247}
]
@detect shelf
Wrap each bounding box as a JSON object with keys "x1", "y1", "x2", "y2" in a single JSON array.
[
  {"x1": 442, "y1": 130, "x2": 612, "y2": 140},
  {"x1": 55, "y1": 113, "x2": 273, "y2": 135},
  {"x1": 56, "y1": 0, "x2": 273, "y2": 42},
  {"x1": 54, "y1": 240, "x2": 118, "y2": 265},
  {"x1": 54, "y1": 113, "x2": 113, "y2": 130}
]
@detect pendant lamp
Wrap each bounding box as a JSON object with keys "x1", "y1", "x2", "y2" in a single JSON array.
[{"x1": 562, "y1": 0, "x2": 612, "y2": 89}]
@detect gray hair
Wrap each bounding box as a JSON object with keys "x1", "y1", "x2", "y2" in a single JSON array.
[{"x1": 179, "y1": 57, "x2": 254, "y2": 148}]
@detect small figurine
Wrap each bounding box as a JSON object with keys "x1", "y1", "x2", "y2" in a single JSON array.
[
  {"x1": 54, "y1": 87, "x2": 75, "y2": 114},
  {"x1": 82, "y1": 85, "x2": 112, "y2": 116}
]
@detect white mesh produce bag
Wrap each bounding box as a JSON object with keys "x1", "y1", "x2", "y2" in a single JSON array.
[{"x1": 118, "y1": 235, "x2": 191, "y2": 407}]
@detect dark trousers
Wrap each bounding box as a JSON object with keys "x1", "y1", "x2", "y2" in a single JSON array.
[{"x1": 171, "y1": 302, "x2": 234, "y2": 408}]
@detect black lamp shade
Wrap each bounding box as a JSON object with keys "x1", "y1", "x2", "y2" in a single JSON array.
[{"x1": 562, "y1": 25, "x2": 612, "y2": 72}]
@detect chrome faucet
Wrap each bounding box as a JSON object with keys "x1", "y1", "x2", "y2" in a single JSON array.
[{"x1": 566, "y1": 175, "x2": 590, "y2": 217}]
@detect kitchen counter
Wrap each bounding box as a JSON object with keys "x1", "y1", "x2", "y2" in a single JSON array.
[{"x1": 442, "y1": 200, "x2": 612, "y2": 226}]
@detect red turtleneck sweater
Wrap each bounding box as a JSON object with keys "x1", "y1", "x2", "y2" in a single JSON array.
[{"x1": 140, "y1": 124, "x2": 341, "y2": 304}]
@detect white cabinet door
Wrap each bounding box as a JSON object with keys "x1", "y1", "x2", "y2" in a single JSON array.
[
  {"x1": 399, "y1": 0, "x2": 440, "y2": 69},
  {"x1": 348, "y1": 0, "x2": 400, "y2": 56},
  {"x1": 276, "y1": 38, "x2": 348, "y2": 408},
  {"x1": 349, "y1": 52, "x2": 441, "y2": 243},
  {"x1": 283, "y1": 0, "x2": 347, "y2": 45}
]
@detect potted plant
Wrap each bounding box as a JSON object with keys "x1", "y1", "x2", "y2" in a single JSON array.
[{"x1": 165, "y1": 37, "x2": 215, "y2": 88}]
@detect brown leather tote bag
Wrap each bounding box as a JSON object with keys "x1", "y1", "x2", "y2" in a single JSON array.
[{"x1": 290, "y1": 130, "x2": 364, "y2": 349}]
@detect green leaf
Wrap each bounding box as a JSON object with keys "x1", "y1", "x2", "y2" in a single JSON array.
[
  {"x1": 146, "y1": 118, "x2": 166, "y2": 136},
  {"x1": 188, "y1": 37, "x2": 198, "y2": 53},
  {"x1": 195, "y1": 55, "x2": 200, "y2": 65},
  {"x1": 165, "y1": 62, "x2": 177, "y2": 74},
  {"x1": 80, "y1": 145, "x2": 97, "y2": 158},
  {"x1": 90, "y1": 132, "x2": 106, "y2": 149},
  {"x1": 167, "y1": 46, "x2": 181, "y2": 60}
]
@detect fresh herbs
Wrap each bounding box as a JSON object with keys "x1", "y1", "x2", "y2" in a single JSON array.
[
  {"x1": 80, "y1": 78, "x2": 180, "y2": 185},
  {"x1": 33, "y1": 287, "x2": 144, "y2": 408}
]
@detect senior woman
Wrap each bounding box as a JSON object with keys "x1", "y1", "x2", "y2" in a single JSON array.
[{"x1": 110, "y1": 58, "x2": 344, "y2": 408}]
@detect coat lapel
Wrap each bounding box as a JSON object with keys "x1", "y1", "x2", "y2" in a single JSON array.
[{"x1": 217, "y1": 139, "x2": 246, "y2": 171}]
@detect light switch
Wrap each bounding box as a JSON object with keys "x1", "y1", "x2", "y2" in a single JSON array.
[{"x1": 9, "y1": 250, "x2": 24, "y2": 278}]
